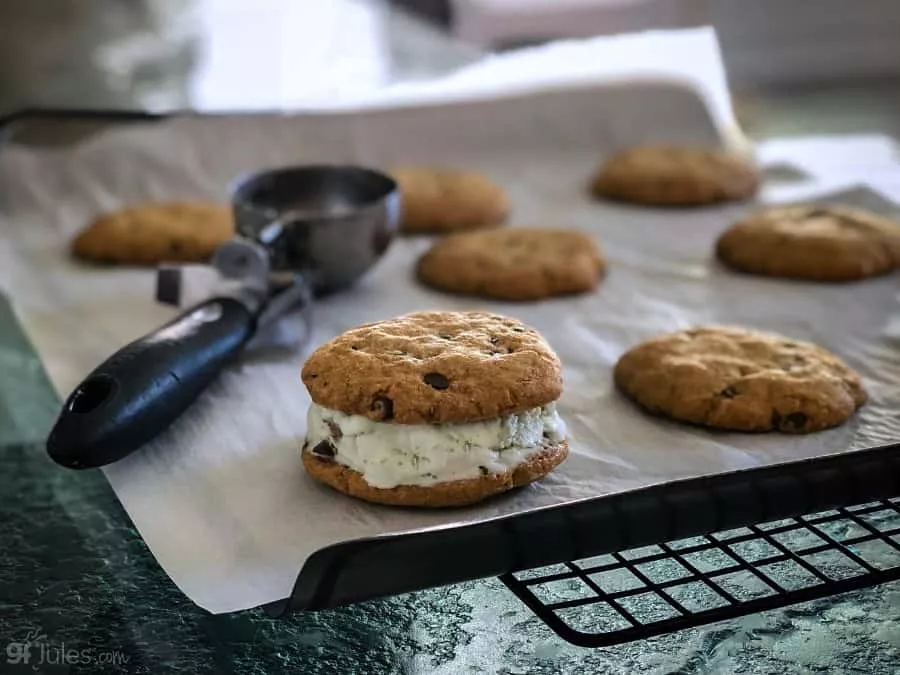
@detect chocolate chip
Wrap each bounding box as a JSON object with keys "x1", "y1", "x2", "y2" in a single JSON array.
[
  {"x1": 720, "y1": 386, "x2": 739, "y2": 398},
  {"x1": 350, "y1": 345, "x2": 359, "y2": 351},
  {"x1": 306, "y1": 373, "x2": 318, "y2": 379},
  {"x1": 438, "y1": 333, "x2": 454, "y2": 341},
  {"x1": 371, "y1": 396, "x2": 394, "y2": 420},
  {"x1": 489, "y1": 336, "x2": 510, "y2": 354},
  {"x1": 785, "y1": 412, "x2": 809, "y2": 430},
  {"x1": 325, "y1": 420, "x2": 342, "y2": 441},
  {"x1": 423, "y1": 372, "x2": 450, "y2": 390},
  {"x1": 311, "y1": 440, "x2": 335, "y2": 460},
  {"x1": 512, "y1": 327, "x2": 525, "y2": 333},
  {"x1": 771, "y1": 410, "x2": 783, "y2": 429},
  {"x1": 479, "y1": 466, "x2": 489, "y2": 476}
]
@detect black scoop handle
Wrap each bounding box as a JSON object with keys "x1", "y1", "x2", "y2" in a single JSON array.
[{"x1": 46, "y1": 297, "x2": 257, "y2": 469}]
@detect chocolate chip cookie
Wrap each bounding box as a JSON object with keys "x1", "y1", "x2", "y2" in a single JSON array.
[
  {"x1": 591, "y1": 145, "x2": 759, "y2": 206},
  {"x1": 716, "y1": 204, "x2": 900, "y2": 281},
  {"x1": 71, "y1": 201, "x2": 234, "y2": 265},
  {"x1": 300, "y1": 311, "x2": 569, "y2": 507},
  {"x1": 302, "y1": 311, "x2": 563, "y2": 424},
  {"x1": 389, "y1": 166, "x2": 510, "y2": 234},
  {"x1": 614, "y1": 326, "x2": 866, "y2": 433},
  {"x1": 416, "y1": 228, "x2": 605, "y2": 301}
]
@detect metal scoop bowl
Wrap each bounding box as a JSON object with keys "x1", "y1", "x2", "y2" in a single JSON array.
[{"x1": 47, "y1": 165, "x2": 400, "y2": 469}]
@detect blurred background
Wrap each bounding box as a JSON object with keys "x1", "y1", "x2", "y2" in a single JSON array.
[{"x1": 0, "y1": 0, "x2": 899, "y2": 139}]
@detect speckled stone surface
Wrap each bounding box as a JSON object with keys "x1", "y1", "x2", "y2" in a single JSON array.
[
  {"x1": 3, "y1": 2, "x2": 900, "y2": 668},
  {"x1": 3, "y1": 296, "x2": 900, "y2": 673}
]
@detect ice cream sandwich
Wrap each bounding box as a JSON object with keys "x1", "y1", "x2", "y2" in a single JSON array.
[{"x1": 299, "y1": 310, "x2": 568, "y2": 507}]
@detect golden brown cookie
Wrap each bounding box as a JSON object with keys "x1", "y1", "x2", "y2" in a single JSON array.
[
  {"x1": 301, "y1": 440, "x2": 568, "y2": 508},
  {"x1": 416, "y1": 228, "x2": 605, "y2": 301},
  {"x1": 716, "y1": 204, "x2": 900, "y2": 281},
  {"x1": 614, "y1": 326, "x2": 866, "y2": 433},
  {"x1": 301, "y1": 311, "x2": 563, "y2": 425},
  {"x1": 390, "y1": 166, "x2": 510, "y2": 234},
  {"x1": 591, "y1": 145, "x2": 759, "y2": 206},
  {"x1": 71, "y1": 201, "x2": 234, "y2": 265}
]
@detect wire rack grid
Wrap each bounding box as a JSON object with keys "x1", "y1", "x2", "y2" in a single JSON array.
[{"x1": 500, "y1": 498, "x2": 900, "y2": 647}]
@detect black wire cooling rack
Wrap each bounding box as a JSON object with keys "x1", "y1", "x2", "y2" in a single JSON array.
[{"x1": 501, "y1": 498, "x2": 900, "y2": 648}]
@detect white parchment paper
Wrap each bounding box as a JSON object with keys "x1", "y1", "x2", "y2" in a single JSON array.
[{"x1": 2, "y1": 36, "x2": 900, "y2": 614}]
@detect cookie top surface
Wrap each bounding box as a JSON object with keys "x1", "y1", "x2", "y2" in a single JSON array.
[
  {"x1": 72, "y1": 201, "x2": 234, "y2": 265},
  {"x1": 389, "y1": 166, "x2": 510, "y2": 234},
  {"x1": 591, "y1": 145, "x2": 759, "y2": 206},
  {"x1": 417, "y1": 227, "x2": 605, "y2": 301},
  {"x1": 717, "y1": 204, "x2": 900, "y2": 281},
  {"x1": 301, "y1": 311, "x2": 563, "y2": 424},
  {"x1": 614, "y1": 326, "x2": 866, "y2": 433}
]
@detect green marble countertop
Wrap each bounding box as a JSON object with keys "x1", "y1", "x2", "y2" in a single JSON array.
[{"x1": 3, "y1": 1, "x2": 900, "y2": 671}]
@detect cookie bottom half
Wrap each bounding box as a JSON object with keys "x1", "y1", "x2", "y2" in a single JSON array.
[{"x1": 302, "y1": 440, "x2": 568, "y2": 508}]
